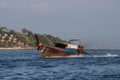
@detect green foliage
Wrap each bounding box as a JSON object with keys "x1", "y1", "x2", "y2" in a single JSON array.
[{"x1": 0, "y1": 26, "x2": 67, "y2": 47}]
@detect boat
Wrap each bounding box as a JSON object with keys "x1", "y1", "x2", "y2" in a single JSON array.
[{"x1": 35, "y1": 34, "x2": 90, "y2": 58}]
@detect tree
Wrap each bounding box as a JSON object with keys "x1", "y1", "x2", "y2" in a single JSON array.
[
  {"x1": 0, "y1": 27, "x2": 68, "y2": 47},
  {"x1": 22, "y1": 28, "x2": 28, "y2": 35}
]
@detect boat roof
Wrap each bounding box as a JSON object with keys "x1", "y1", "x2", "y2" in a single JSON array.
[
  {"x1": 55, "y1": 39, "x2": 80, "y2": 45},
  {"x1": 69, "y1": 39, "x2": 81, "y2": 45},
  {"x1": 54, "y1": 39, "x2": 80, "y2": 49}
]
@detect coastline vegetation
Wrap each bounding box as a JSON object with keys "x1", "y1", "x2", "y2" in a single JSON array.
[{"x1": 0, "y1": 26, "x2": 67, "y2": 49}]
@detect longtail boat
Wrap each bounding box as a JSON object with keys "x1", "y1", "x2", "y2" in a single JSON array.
[{"x1": 35, "y1": 35, "x2": 90, "y2": 58}]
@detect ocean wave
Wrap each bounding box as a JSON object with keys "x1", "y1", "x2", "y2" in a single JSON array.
[
  {"x1": 92, "y1": 53, "x2": 119, "y2": 58},
  {"x1": 49, "y1": 53, "x2": 119, "y2": 58}
]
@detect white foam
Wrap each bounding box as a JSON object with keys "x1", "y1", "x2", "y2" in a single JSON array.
[
  {"x1": 44, "y1": 53, "x2": 119, "y2": 58},
  {"x1": 66, "y1": 55, "x2": 85, "y2": 58},
  {"x1": 92, "y1": 53, "x2": 119, "y2": 58}
]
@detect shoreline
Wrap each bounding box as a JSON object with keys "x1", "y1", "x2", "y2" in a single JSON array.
[
  {"x1": 0, "y1": 47, "x2": 120, "y2": 50},
  {"x1": 0, "y1": 47, "x2": 36, "y2": 50}
]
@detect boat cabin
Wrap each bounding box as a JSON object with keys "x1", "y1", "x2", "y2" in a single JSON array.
[{"x1": 54, "y1": 39, "x2": 81, "y2": 53}]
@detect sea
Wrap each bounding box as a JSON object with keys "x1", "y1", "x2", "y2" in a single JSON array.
[{"x1": 0, "y1": 50, "x2": 120, "y2": 80}]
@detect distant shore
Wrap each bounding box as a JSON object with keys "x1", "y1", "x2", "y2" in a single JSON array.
[
  {"x1": 0, "y1": 47, "x2": 119, "y2": 50},
  {"x1": 0, "y1": 47, "x2": 36, "y2": 50}
]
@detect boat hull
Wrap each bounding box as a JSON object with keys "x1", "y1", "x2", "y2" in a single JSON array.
[{"x1": 39, "y1": 46, "x2": 83, "y2": 58}]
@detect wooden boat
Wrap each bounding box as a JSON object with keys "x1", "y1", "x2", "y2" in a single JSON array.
[{"x1": 35, "y1": 35, "x2": 89, "y2": 58}]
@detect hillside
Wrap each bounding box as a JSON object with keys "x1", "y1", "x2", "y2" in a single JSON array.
[{"x1": 0, "y1": 26, "x2": 67, "y2": 48}]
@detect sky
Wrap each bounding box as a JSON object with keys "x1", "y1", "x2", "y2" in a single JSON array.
[{"x1": 0, "y1": 0, "x2": 120, "y2": 49}]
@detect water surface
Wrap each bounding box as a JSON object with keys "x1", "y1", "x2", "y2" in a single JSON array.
[{"x1": 0, "y1": 50, "x2": 120, "y2": 80}]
